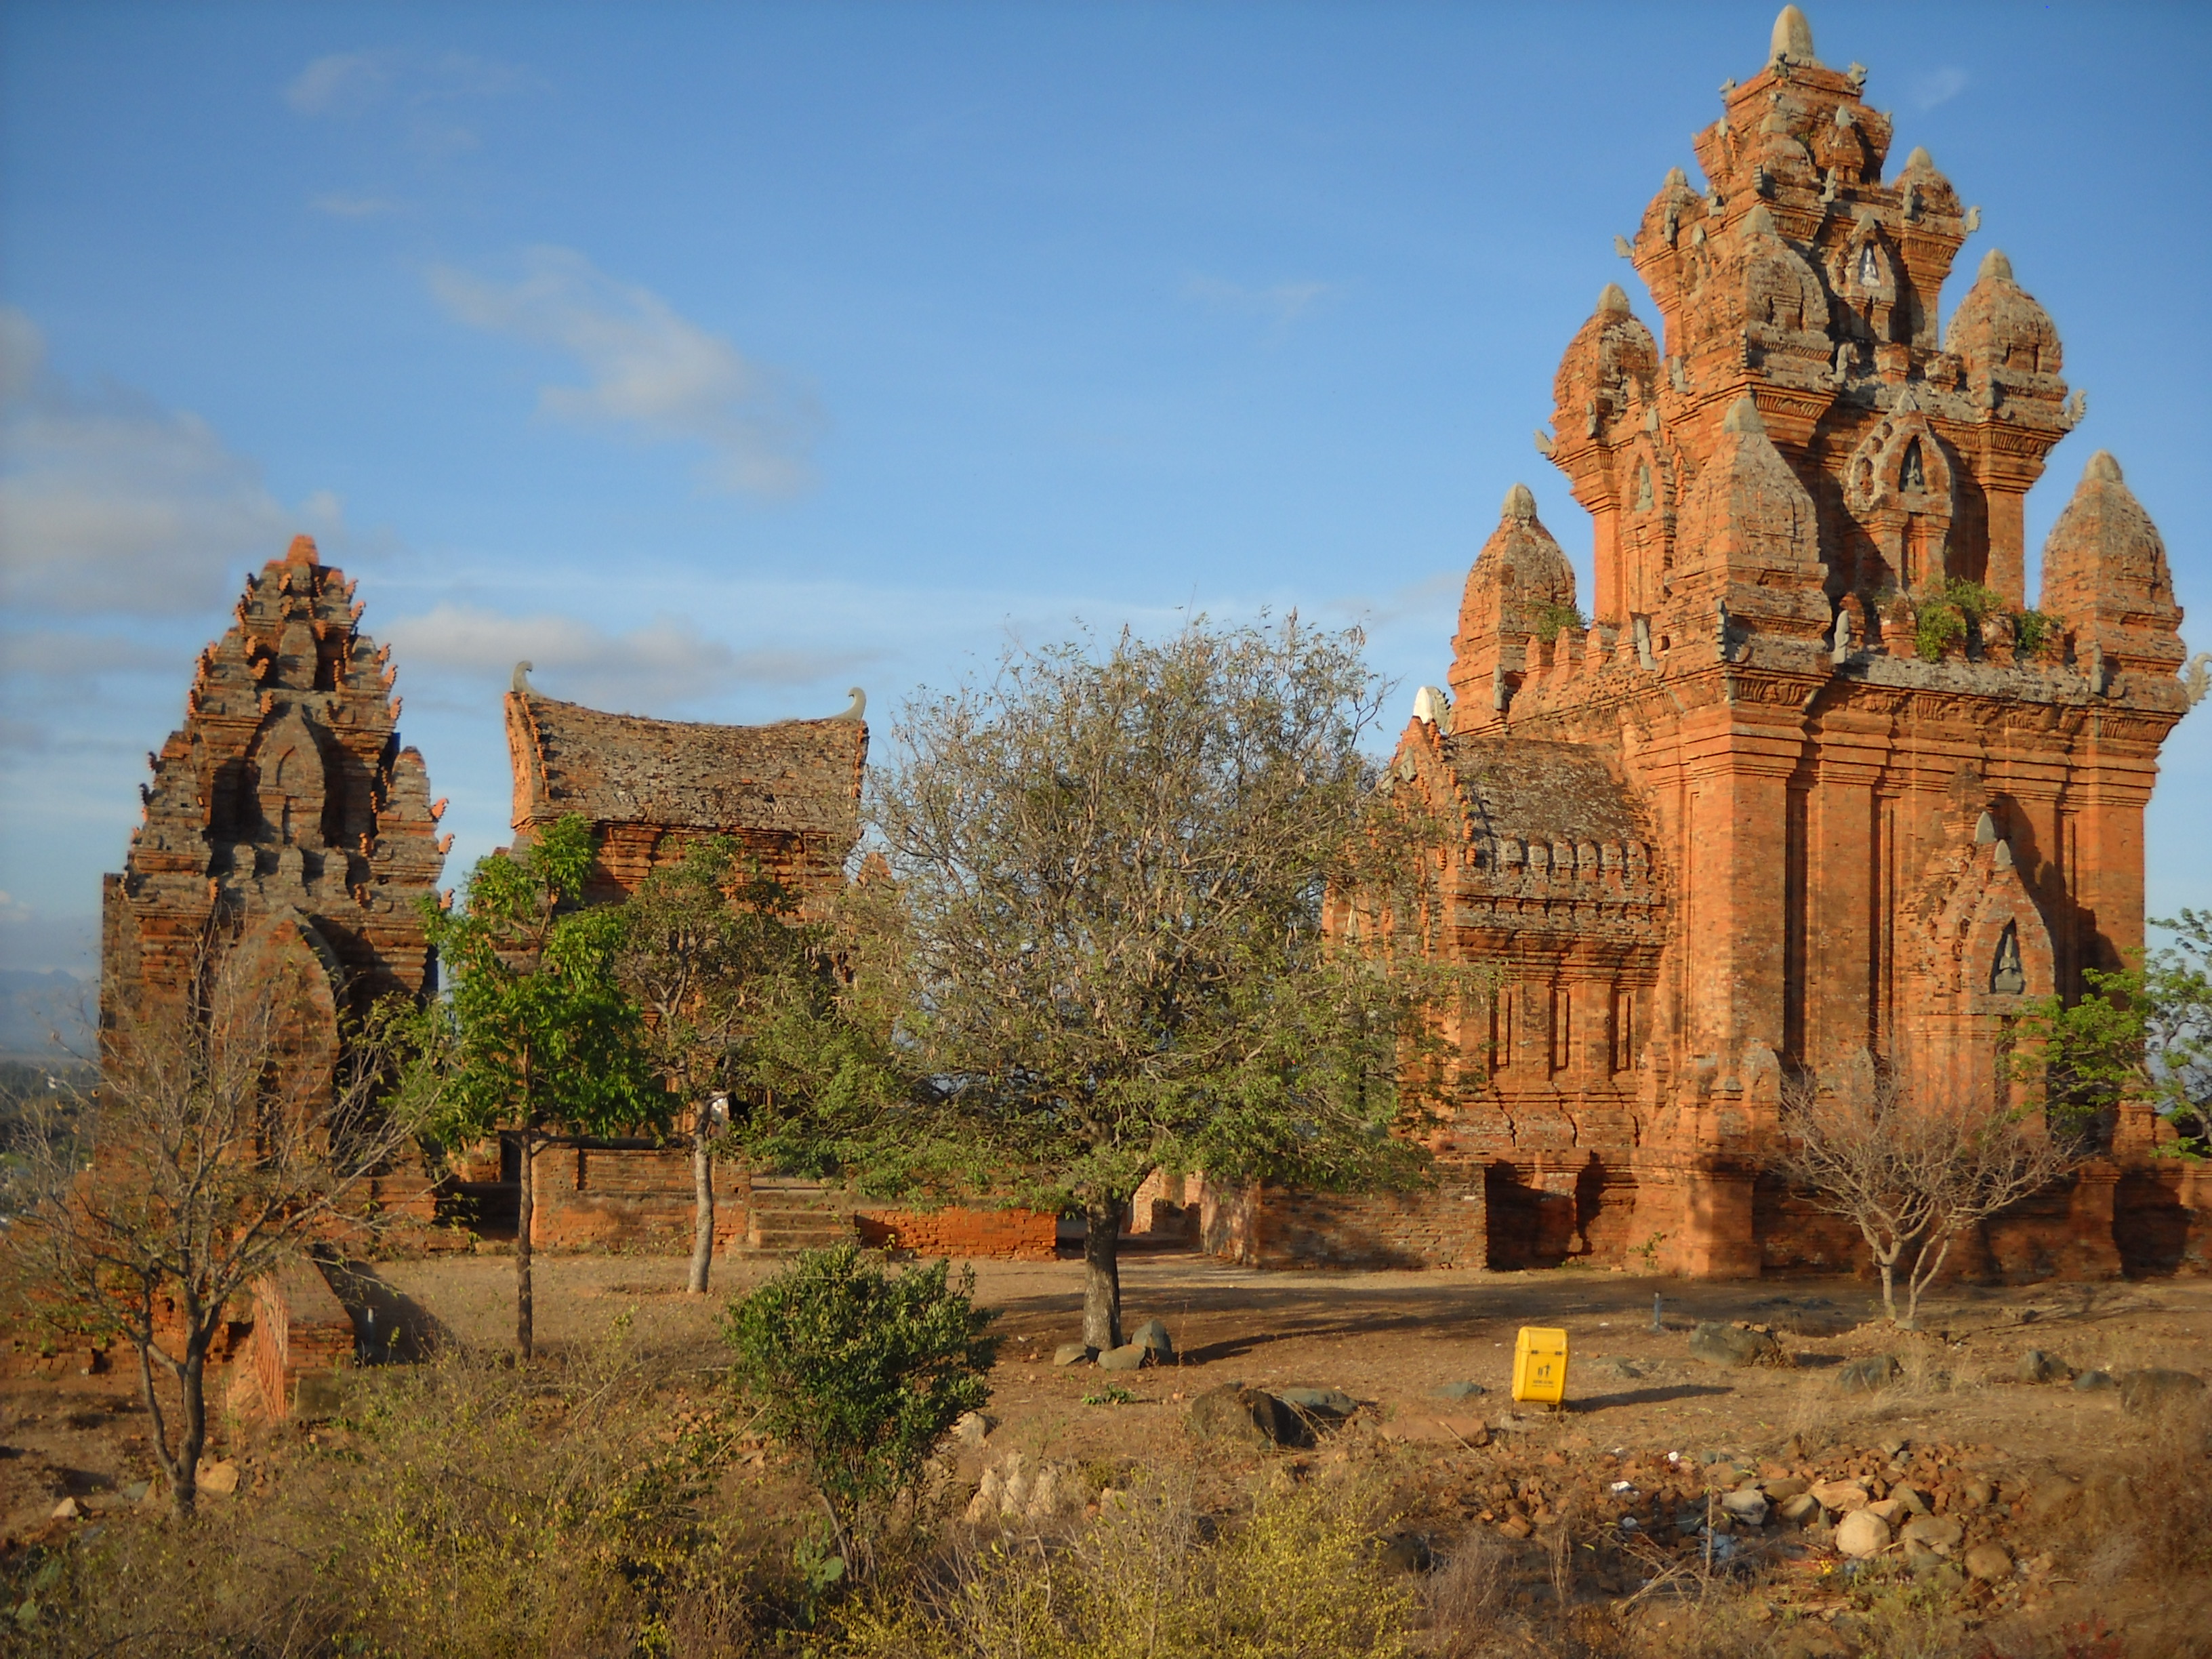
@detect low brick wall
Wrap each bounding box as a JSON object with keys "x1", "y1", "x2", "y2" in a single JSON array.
[
  {"x1": 530, "y1": 1143, "x2": 749, "y2": 1253},
  {"x1": 855, "y1": 1207, "x2": 1059, "y2": 1261},
  {"x1": 1201, "y1": 1177, "x2": 1487, "y2": 1269},
  {"x1": 249, "y1": 1258, "x2": 354, "y2": 1419}
]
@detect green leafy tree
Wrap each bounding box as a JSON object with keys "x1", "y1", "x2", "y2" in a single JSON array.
[
  {"x1": 611, "y1": 837, "x2": 864, "y2": 1292},
  {"x1": 724, "y1": 1243, "x2": 998, "y2": 1574},
  {"x1": 2015, "y1": 910, "x2": 2212, "y2": 1155},
  {"x1": 423, "y1": 814, "x2": 664, "y2": 1356},
  {"x1": 867, "y1": 618, "x2": 1465, "y2": 1351}
]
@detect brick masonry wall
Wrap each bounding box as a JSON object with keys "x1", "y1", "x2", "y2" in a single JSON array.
[
  {"x1": 530, "y1": 1143, "x2": 750, "y2": 1252},
  {"x1": 854, "y1": 1208, "x2": 1059, "y2": 1261},
  {"x1": 1202, "y1": 1176, "x2": 1487, "y2": 1270},
  {"x1": 249, "y1": 1259, "x2": 354, "y2": 1420}
]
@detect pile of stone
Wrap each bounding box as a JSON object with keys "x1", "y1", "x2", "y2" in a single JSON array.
[{"x1": 1054, "y1": 1318, "x2": 1175, "y2": 1371}]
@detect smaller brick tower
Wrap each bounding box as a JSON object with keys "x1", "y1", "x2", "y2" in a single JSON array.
[{"x1": 102, "y1": 535, "x2": 449, "y2": 1073}]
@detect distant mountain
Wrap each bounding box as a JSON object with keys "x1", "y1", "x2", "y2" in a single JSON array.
[{"x1": 0, "y1": 969, "x2": 93, "y2": 1061}]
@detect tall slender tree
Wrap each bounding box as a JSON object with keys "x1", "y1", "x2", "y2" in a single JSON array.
[
  {"x1": 867, "y1": 618, "x2": 1465, "y2": 1350},
  {"x1": 611, "y1": 837, "x2": 846, "y2": 1293},
  {"x1": 423, "y1": 814, "x2": 663, "y2": 1357}
]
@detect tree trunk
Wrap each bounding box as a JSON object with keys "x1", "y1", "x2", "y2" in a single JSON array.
[
  {"x1": 687, "y1": 1126, "x2": 714, "y2": 1294},
  {"x1": 1082, "y1": 1198, "x2": 1124, "y2": 1351},
  {"x1": 516, "y1": 1130, "x2": 537, "y2": 1359},
  {"x1": 174, "y1": 1346, "x2": 207, "y2": 1521},
  {"x1": 1877, "y1": 1254, "x2": 1898, "y2": 1324}
]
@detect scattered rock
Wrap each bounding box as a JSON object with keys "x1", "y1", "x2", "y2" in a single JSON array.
[
  {"x1": 1900, "y1": 1513, "x2": 1963, "y2": 1553},
  {"x1": 1431, "y1": 1380, "x2": 1487, "y2": 1401},
  {"x1": 1277, "y1": 1385, "x2": 1356, "y2": 1418},
  {"x1": 953, "y1": 1410, "x2": 996, "y2": 1448},
  {"x1": 50, "y1": 1496, "x2": 80, "y2": 1521},
  {"x1": 2025, "y1": 1479, "x2": 2081, "y2": 1524},
  {"x1": 1721, "y1": 1487, "x2": 1770, "y2": 1527},
  {"x1": 1689, "y1": 1322, "x2": 1784, "y2": 1368},
  {"x1": 1763, "y1": 1476, "x2": 1811, "y2": 1500},
  {"x1": 2072, "y1": 1369, "x2": 2116, "y2": 1393},
  {"x1": 1053, "y1": 1343, "x2": 1094, "y2": 1367},
  {"x1": 2118, "y1": 1368, "x2": 2206, "y2": 1416},
  {"x1": 1835, "y1": 1355, "x2": 1901, "y2": 1393},
  {"x1": 1809, "y1": 1478, "x2": 1869, "y2": 1513},
  {"x1": 197, "y1": 1460, "x2": 240, "y2": 1496},
  {"x1": 1961, "y1": 1478, "x2": 1994, "y2": 1508},
  {"x1": 1378, "y1": 1531, "x2": 1433, "y2": 1574},
  {"x1": 1835, "y1": 1508, "x2": 1891, "y2": 1558},
  {"x1": 1498, "y1": 1513, "x2": 1533, "y2": 1540},
  {"x1": 2016, "y1": 1349, "x2": 2076, "y2": 1385},
  {"x1": 1186, "y1": 1385, "x2": 1303, "y2": 1450},
  {"x1": 1862, "y1": 1497, "x2": 1907, "y2": 1525},
  {"x1": 1097, "y1": 1343, "x2": 1149, "y2": 1372},
  {"x1": 1965, "y1": 1542, "x2": 2013, "y2": 1582},
  {"x1": 1778, "y1": 1492, "x2": 1822, "y2": 1525},
  {"x1": 1129, "y1": 1318, "x2": 1175, "y2": 1364}
]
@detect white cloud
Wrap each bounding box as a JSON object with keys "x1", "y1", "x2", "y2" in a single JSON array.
[
  {"x1": 285, "y1": 51, "x2": 394, "y2": 117},
  {"x1": 1911, "y1": 68, "x2": 1969, "y2": 111},
  {"x1": 0, "y1": 309, "x2": 350, "y2": 617},
  {"x1": 1184, "y1": 274, "x2": 1336, "y2": 325},
  {"x1": 381, "y1": 602, "x2": 868, "y2": 714},
  {"x1": 429, "y1": 247, "x2": 822, "y2": 496}
]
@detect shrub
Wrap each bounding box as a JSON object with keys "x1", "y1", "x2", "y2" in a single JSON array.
[
  {"x1": 724, "y1": 1244, "x2": 998, "y2": 1569},
  {"x1": 1914, "y1": 594, "x2": 1967, "y2": 661},
  {"x1": 827, "y1": 1475, "x2": 1414, "y2": 1659},
  {"x1": 2013, "y1": 608, "x2": 2055, "y2": 659},
  {"x1": 1532, "y1": 600, "x2": 1587, "y2": 644}
]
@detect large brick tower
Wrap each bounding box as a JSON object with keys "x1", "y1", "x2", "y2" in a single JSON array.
[{"x1": 1387, "y1": 7, "x2": 2198, "y2": 1278}]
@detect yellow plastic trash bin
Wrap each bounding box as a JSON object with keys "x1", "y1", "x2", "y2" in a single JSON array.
[{"x1": 1511, "y1": 1326, "x2": 1569, "y2": 1407}]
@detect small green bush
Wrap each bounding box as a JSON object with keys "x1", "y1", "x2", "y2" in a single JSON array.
[
  {"x1": 1530, "y1": 600, "x2": 1587, "y2": 645},
  {"x1": 2014, "y1": 608, "x2": 2055, "y2": 658},
  {"x1": 1915, "y1": 600, "x2": 1966, "y2": 661},
  {"x1": 725, "y1": 1244, "x2": 998, "y2": 1565}
]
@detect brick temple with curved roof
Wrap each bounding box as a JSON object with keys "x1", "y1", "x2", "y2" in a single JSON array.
[{"x1": 1300, "y1": 6, "x2": 2207, "y2": 1280}]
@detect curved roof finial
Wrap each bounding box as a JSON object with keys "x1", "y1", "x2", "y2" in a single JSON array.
[
  {"x1": 832, "y1": 687, "x2": 867, "y2": 723},
  {"x1": 1771, "y1": 5, "x2": 1818, "y2": 66},
  {"x1": 512, "y1": 660, "x2": 534, "y2": 695}
]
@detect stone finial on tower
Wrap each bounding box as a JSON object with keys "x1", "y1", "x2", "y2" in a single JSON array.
[
  {"x1": 1447, "y1": 487, "x2": 1578, "y2": 720},
  {"x1": 2039, "y1": 451, "x2": 2185, "y2": 684},
  {"x1": 284, "y1": 534, "x2": 319, "y2": 566},
  {"x1": 1770, "y1": 5, "x2": 1818, "y2": 66}
]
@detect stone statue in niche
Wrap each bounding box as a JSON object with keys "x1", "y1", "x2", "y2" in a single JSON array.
[
  {"x1": 1990, "y1": 919, "x2": 2026, "y2": 995},
  {"x1": 1900, "y1": 436, "x2": 1927, "y2": 493}
]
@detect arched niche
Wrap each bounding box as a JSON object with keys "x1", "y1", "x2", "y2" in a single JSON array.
[{"x1": 1842, "y1": 399, "x2": 1957, "y2": 590}]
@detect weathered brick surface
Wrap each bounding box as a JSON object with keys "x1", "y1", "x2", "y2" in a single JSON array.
[
  {"x1": 1248, "y1": 14, "x2": 2192, "y2": 1281},
  {"x1": 248, "y1": 1258, "x2": 353, "y2": 1420},
  {"x1": 854, "y1": 1208, "x2": 1058, "y2": 1261},
  {"x1": 504, "y1": 683, "x2": 865, "y2": 905},
  {"x1": 1203, "y1": 1174, "x2": 1486, "y2": 1270},
  {"x1": 102, "y1": 535, "x2": 446, "y2": 1040},
  {"x1": 529, "y1": 1143, "x2": 750, "y2": 1252}
]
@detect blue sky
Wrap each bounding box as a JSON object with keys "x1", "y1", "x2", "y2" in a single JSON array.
[{"x1": 2, "y1": 1, "x2": 2209, "y2": 979}]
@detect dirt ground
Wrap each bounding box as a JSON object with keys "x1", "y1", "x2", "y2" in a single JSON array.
[
  {"x1": 5, "y1": 1248, "x2": 2209, "y2": 1650},
  {"x1": 7, "y1": 1250, "x2": 2207, "y2": 1528}
]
